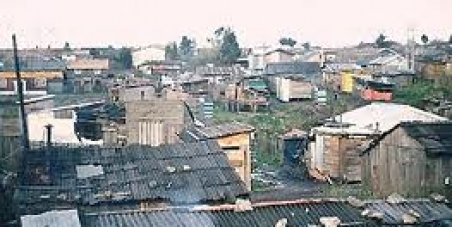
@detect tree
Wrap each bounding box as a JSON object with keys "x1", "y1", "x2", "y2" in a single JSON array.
[
  {"x1": 165, "y1": 42, "x2": 179, "y2": 61},
  {"x1": 179, "y1": 36, "x2": 195, "y2": 60},
  {"x1": 421, "y1": 34, "x2": 429, "y2": 45},
  {"x1": 279, "y1": 37, "x2": 297, "y2": 47},
  {"x1": 375, "y1": 33, "x2": 389, "y2": 48},
  {"x1": 64, "y1": 42, "x2": 71, "y2": 50},
  {"x1": 302, "y1": 42, "x2": 311, "y2": 50},
  {"x1": 118, "y1": 47, "x2": 133, "y2": 69},
  {"x1": 215, "y1": 27, "x2": 241, "y2": 64}
]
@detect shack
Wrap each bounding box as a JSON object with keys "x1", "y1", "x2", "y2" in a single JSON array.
[
  {"x1": 308, "y1": 103, "x2": 447, "y2": 182},
  {"x1": 361, "y1": 122, "x2": 452, "y2": 199},
  {"x1": 180, "y1": 122, "x2": 255, "y2": 190}
]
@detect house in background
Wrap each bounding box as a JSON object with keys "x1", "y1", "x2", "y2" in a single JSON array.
[
  {"x1": 126, "y1": 98, "x2": 192, "y2": 146},
  {"x1": 180, "y1": 122, "x2": 255, "y2": 190},
  {"x1": 263, "y1": 48, "x2": 295, "y2": 64},
  {"x1": 308, "y1": 103, "x2": 448, "y2": 182},
  {"x1": 322, "y1": 63, "x2": 363, "y2": 92},
  {"x1": 265, "y1": 62, "x2": 322, "y2": 102},
  {"x1": 0, "y1": 56, "x2": 66, "y2": 95},
  {"x1": 66, "y1": 59, "x2": 110, "y2": 93},
  {"x1": 132, "y1": 45, "x2": 166, "y2": 68},
  {"x1": 367, "y1": 50, "x2": 410, "y2": 74},
  {"x1": 195, "y1": 65, "x2": 244, "y2": 85},
  {"x1": 354, "y1": 77, "x2": 395, "y2": 102},
  {"x1": 361, "y1": 122, "x2": 452, "y2": 199}
]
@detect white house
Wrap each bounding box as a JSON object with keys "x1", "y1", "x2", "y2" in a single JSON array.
[{"x1": 132, "y1": 45, "x2": 166, "y2": 67}]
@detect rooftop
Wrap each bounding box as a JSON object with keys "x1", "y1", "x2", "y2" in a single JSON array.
[
  {"x1": 264, "y1": 61, "x2": 321, "y2": 76},
  {"x1": 363, "y1": 122, "x2": 452, "y2": 156},
  {"x1": 182, "y1": 122, "x2": 255, "y2": 140},
  {"x1": 67, "y1": 59, "x2": 110, "y2": 70},
  {"x1": 17, "y1": 141, "x2": 248, "y2": 214},
  {"x1": 195, "y1": 66, "x2": 244, "y2": 76},
  {"x1": 315, "y1": 103, "x2": 448, "y2": 135},
  {"x1": 81, "y1": 199, "x2": 376, "y2": 227}
]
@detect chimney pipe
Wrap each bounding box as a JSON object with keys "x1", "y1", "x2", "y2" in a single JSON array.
[{"x1": 45, "y1": 124, "x2": 53, "y2": 147}]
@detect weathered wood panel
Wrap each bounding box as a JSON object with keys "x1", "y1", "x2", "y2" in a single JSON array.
[{"x1": 362, "y1": 126, "x2": 452, "y2": 198}]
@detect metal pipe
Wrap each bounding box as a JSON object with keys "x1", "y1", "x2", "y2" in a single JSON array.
[{"x1": 45, "y1": 124, "x2": 53, "y2": 147}]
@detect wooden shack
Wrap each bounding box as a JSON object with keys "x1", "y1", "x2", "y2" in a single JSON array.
[
  {"x1": 180, "y1": 122, "x2": 255, "y2": 190},
  {"x1": 274, "y1": 76, "x2": 313, "y2": 102},
  {"x1": 308, "y1": 126, "x2": 375, "y2": 182},
  {"x1": 361, "y1": 122, "x2": 452, "y2": 199}
]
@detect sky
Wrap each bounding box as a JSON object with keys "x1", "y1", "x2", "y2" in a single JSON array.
[{"x1": 0, "y1": 0, "x2": 451, "y2": 49}]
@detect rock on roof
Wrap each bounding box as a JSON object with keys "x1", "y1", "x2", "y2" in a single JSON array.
[
  {"x1": 182, "y1": 122, "x2": 255, "y2": 140},
  {"x1": 81, "y1": 199, "x2": 375, "y2": 227},
  {"x1": 265, "y1": 62, "x2": 321, "y2": 76},
  {"x1": 364, "y1": 199, "x2": 452, "y2": 225},
  {"x1": 17, "y1": 141, "x2": 248, "y2": 214}
]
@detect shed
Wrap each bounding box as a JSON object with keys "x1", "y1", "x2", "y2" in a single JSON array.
[
  {"x1": 180, "y1": 122, "x2": 255, "y2": 190},
  {"x1": 361, "y1": 122, "x2": 452, "y2": 198},
  {"x1": 308, "y1": 103, "x2": 447, "y2": 182}
]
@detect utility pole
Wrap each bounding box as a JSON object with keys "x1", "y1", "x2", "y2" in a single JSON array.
[{"x1": 13, "y1": 34, "x2": 30, "y2": 150}]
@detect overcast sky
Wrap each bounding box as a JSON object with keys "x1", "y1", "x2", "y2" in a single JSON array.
[{"x1": 0, "y1": 0, "x2": 451, "y2": 48}]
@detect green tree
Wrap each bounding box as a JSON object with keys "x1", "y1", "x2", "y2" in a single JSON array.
[
  {"x1": 216, "y1": 27, "x2": 241, "y2": 64},
  {"x1": 421, "y1": 34, "x2": 429, "y2": 45},
  {"x1": 279, "y1": 37, "x2": 297, "y2": 47},
  {"x1": 302, "y1": 42, "x2": 311, "y2": 50},
  {"x1": 375, "y1": 33, "x2": 389, "y2": 48},
  {"x1": 179, "y1": 36, "x2": 195, "y2": 60},
  {"x1": 165, "y1": 42, "x2": 179, "y2": 60},
  {"x1": 118, "y1": 47, "x2": 133, "y2": 69}
]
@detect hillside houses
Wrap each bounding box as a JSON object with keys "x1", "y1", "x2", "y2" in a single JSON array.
[{"x1": 265, "y1": 61, "x2": 322, "y2": 102}]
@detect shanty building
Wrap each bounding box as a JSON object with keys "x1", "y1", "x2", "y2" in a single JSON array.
[
  {"x1": 126, "y1": 98, "x2": 192, "y2": 146},
  {"x1": 264, "y1": 62, "x2": 321, "y2": 102},
  {"x1": 181, "y1": 122, "x2": 255, "y2": 190},
  {"x1": 361, "y1": 122, "x2": 452, "y2": 199},
  {"x1": 308, "y1": 103, "x2": 447, "y2": 182},
  {"x1": 15, "y1": 141, "x2": 248, "y2": 215}
]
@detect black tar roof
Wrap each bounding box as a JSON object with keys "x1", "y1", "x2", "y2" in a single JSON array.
[
  {"x1": 362, "y1": 122, "x2": 452, "y2": 156},
  {"x1": 264, "y1": 61, "x2": 321, "y2": 76},
  {"x1": 17, "y1": 141, "x2": 248, "y2": 214}
]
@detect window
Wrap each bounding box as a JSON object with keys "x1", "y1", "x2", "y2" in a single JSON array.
[
  {"x1": 0, "y1": 78, "x2": 7, "y2": 88},
  {"x1": 34, "y1": 78, "x2": 47, "y2": 88}
]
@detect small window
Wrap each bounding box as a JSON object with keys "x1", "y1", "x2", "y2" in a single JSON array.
[{"x1": 0, "y1": 78, "x2": 7, "y2": 88}]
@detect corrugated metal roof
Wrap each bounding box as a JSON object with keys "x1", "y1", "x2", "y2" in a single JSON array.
[
  {"x1": 195, "y1": 66, "x2": 244, "y2": 76},
  {"x1": 403, "y1": 122, "x2": 452, "y2": 155},
  {"x1": 183, "y1": 122, "x2": 255, "y2": 140},
  {"x1": 17, "y1": 141, "x2": 248, "y2": 214},
  {"x1": 21, "y1": 210, "x2": 82, "y2": 227},
  {"x1": 330, "y1": 103, "x2": 447, "y2": 133},
  {"x1": 265, "y1": 62, "x2": 321, "y2": 76},
  {"x1": 364, "y1": 199, "x2": 452, "y2": 224},
  {"x1": 81, "y1": 200, "x2": 376, "y2": 227}
]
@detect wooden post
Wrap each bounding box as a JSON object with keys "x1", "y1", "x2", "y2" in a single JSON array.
[{"x1": 12, "y1": 34, "x2": 29, "y2": 150}]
